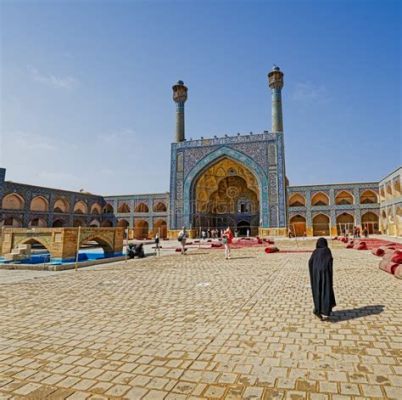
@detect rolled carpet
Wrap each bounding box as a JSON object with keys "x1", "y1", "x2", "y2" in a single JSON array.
[
  {"x1": 265, "y1": 246, "x2": 279, "y2": 254},
  {"x1": 356, "y1": 241, "x2": 368, "y2": 250},
  {"x1": 395, "y1": 265, "x2": 402, "y2": 279}
]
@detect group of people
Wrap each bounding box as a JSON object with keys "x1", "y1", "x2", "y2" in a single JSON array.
[
  {"x1": 342, "y1": 226, "x2": 370, "y2": 239},
  {"x1": 177, "y1": 226, "x2": 234, "y2": 259}
]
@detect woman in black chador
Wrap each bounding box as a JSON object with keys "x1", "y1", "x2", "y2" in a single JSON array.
[{"x1": 308, "y1": 238, "x2": 336, "y2": 321}]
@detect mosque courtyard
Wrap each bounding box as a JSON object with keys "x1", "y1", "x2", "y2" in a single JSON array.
[{"x1": 0, "y1": 240, "x2": 401, "y2": 400}]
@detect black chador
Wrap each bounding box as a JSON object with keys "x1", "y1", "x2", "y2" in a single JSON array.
[{"x1": 308, "y1": 237, "x2": 336, "y2": 320}]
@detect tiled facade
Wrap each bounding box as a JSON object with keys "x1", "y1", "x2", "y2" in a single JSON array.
[
  {"x1": 0, "y1": 168, "x2": 108, "y2": 229},
  {"x1": 379, "y1": 167, "x2": 402, "y2": 236},
  {"x1": 103, "y1": 193, "x2": 169, "y2": 238},
  {"x1": 287, "y1": 182, "x2": 380, "y2": 237},
  {"x1": 169, "y1": 132, "x2": 287, "y2": 236}
]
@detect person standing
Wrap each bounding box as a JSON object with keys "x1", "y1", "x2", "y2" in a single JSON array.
[
  {"x1": 308, "y1": 237, "x2": 336, "y2": 321},
  {"x1": 154, "y1": 233, "x2": 160, "y2": 256},
  {"x1": 223, "y1": 226, "x2": 233, "y2": 260},
  {"x1": 178, "y1": 227, "x2": 187, "y2": 255}
]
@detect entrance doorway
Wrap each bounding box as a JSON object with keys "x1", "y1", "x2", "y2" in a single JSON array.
[{"x1": 237, "y1": 221, "x2": 251, "y2": 236}]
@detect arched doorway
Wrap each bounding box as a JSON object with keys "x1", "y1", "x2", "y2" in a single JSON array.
[
  {"x1": 134, "y1": 220, "x2": 148, "y2": 239},
  {"x1": 154, "y1": 219, "x2": 167, "y2": 239},
  {"x1": 361, "y1": 212, "x2": 379, "y2": 234},
  {"x1": 289, "y1": 215, "x2": 306, "y2": 237},
  {"x1": 336, "y1": 213, "x2": 354, "y2": 235},
  {"x1": 192, "y1": 157, "x2": 260, "y2": 235},
  {"x1": 312, "y1": 214, "x2": 330, "y2": 236},
  {"x1": 237, "y1": 220, "x2": 251, "y2": 236}
]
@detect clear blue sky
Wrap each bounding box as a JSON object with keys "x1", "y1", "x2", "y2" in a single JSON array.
[{"x1": 0, "y1": 0, "x2": 400, "y2": 195}]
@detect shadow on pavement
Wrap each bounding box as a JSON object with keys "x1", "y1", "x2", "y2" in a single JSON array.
[
  {"x1": 227, "y1": 256, "x2": 257, "y2": 260},
  {"x1": 330, "y1": 305, "x2": 384, "y2": 322}
]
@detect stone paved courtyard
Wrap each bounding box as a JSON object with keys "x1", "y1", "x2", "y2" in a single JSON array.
[{"x1": 0, "y1": 240, "x2": 401, "y2": 400}]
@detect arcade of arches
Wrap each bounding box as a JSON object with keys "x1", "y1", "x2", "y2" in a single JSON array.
[{"x1": 193, "y1": 158, "x2": 260, "y2": 235}]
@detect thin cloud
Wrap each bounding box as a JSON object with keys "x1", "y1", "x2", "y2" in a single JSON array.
[
  {"x1": 10, "y1": 131, "x2": 57, "y2": 151},
  {"x1": 28, "y1": 65, "x2": 78, "y2": 90},
  {"x1": 292, "y1": 82, "x2": 330, "y2": 104},
  {"x1": 97, "y1": 129, "x2": 138, "y2": 144}
]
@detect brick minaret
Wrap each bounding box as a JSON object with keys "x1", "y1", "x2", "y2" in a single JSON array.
[
  {"x1": 172, "y1": 80, "x2": 188, "y2": 142},
  {"x1": 268, "y1": 66, "x2": 284, "y2": 132}
]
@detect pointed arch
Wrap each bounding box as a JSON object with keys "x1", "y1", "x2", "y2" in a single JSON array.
[
  {"x1": 103, "y1": 203, "x2": 114, "y2": 214},
  {"x1": 74, "y1": 201, "x2": 88, "y2": 214},
  {"x1": 312, "y1": 213, "x2": 330, "y2": 236},
  {"x1": 19, "y1": 237, "x2": 52, "y2": 253},
  {"x1": 117, "y1": 202, "x2": 131, "y2": 213},
  {"x1": 393, "y1": 179, "x2": 401, "y2": 195},
  {"x1": 386, "y1": 182, "x2": 393, "y2": 197},
  {"x1": 361, "y1": 211, "x2": 379, "y2": 234},
  {"x1": 154, "y1": 219, "x2": 167, "y2": 238},
  {"x1": 30, "y1": 196, "x2": 49, "y2": 212},
  {"x1": 90, "y1": 203, "x2": 102, "y2": 215},
  {"x1": 311, "y1": 192, "x2": 329, "y2": 206},
  {"x1": 288, "y1": 193, "x2": 306, "y2": 207},
  {"x1": 153, "y1": 202, "x2": 167, "y2": 212},
  {"x1": 335, "y1": 191, "x2": 354, "y2": 205},
  {"x1": 134, "y1": 219, "x2": 149, "y2": 239},
  {"x1": 54, "y1": 198, "x2": 69, "y2": 213},
  {"x1": 360, "y1": 190, "x2": 378, "y2": 204},
  {"x1": 289, "y1": 214, "x2": 306, "y2": 237},
  {"x1": 2, "y1": 193, "x2": 25, "y2": 210},
  {"x1": 336, "y1": 212, "x2": 354, "y2": 235},
  {"x1": 183, "y1": 146, "x2": 269, "y2": 228},
  {"x1": 79, "y1": 236, "x2": 114, "y2": 255},
  {"x1": 135, "y1": 203, "x2": 149, "y2": 213}
]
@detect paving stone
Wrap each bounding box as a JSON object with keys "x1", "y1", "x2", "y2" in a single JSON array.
[{"x1": 0, "y1": 245, "x2": 401, "y2": 399}]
